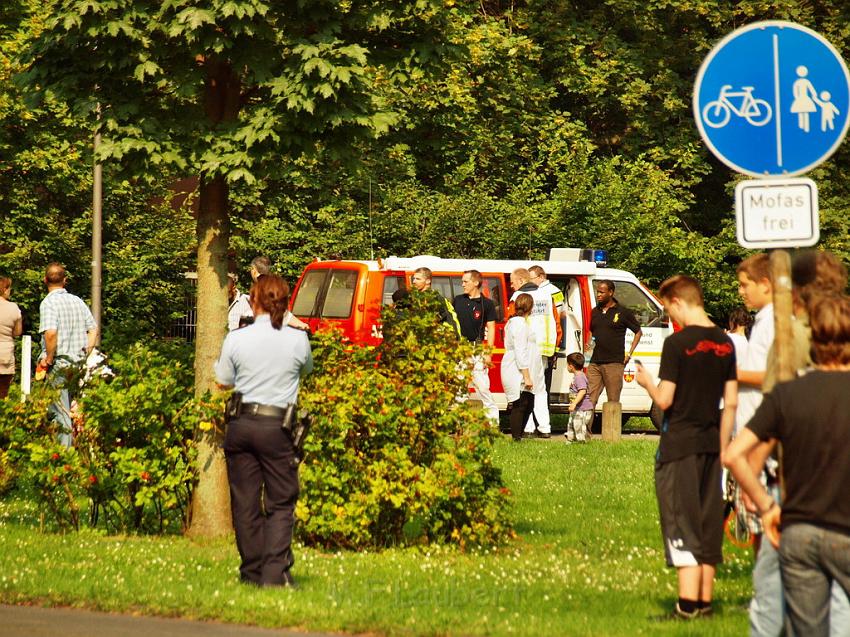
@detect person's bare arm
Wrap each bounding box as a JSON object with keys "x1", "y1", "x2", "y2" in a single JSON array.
[
  {"x1": 723, "y1": 429, "x2": 780, "y2": 546},
  {"x1": 719, "y1": 379, "x2": 738, "y2": 454},
  {"x1": 43, "y1": 329, "x2": 58, "y2": 364},
  {"x1": 737, "y1": 368, "x2": 765, "y2": 388},
  {"x1": 739, "y1": 438, "x2": 778, "y2": 513},
  {"x1": 86, "y1": 328, "x2": 98, "y2": 356},
  {"x1": 625, "y1": 329, "x2": 643, "y2": 363},
  {"x1": 13, "y1": 317, "x2": 22, "y2": 338},
  {"x1": 635, "y1": 363, "x2": 676, "y2": 410},
  {"x1": 287, "y1": 314, "x2": 309, "y2": 330},
  {"x1": 483, "y1": 319, "x2": 496, "y2": 364},
  {"x1": 569, "y1": 389, "x2": 586, "y2": 412}
]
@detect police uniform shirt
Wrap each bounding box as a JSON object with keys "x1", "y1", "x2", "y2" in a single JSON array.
[
  {"x1": 589, "y1": 302, "x2": 640, "y2": 364},
  {"x1": 453, "y1": 293, "x2": 497, "y2": 343},
  {"x1": 215, "y1": 314, "x2": 313, "y2": 407}
]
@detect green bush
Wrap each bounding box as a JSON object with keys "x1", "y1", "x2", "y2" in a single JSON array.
[
  {"x1": 0, "y1": 341, "x2": 216, "y2": 534},
  {"x1": 297, "y1": 291, "x2": 514, "y2": 549}
]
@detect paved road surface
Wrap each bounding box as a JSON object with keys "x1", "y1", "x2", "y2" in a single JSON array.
[{"x1": 0, "y1": 604, "x2": 341, "y2": 637}]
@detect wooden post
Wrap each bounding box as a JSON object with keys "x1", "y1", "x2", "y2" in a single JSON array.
[
  {"x1": 770, "y1": 250, "x2": 794, "y2": 503},
  {"x1": 770, "y1": 250, "x2": 795, "y2": 383},
  {"x1": 602, "y1": 401, "x2": 622, "y2": 442}
]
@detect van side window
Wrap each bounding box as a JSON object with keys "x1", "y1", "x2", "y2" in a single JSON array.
[
  {"x1": 431, "y1": 276, "x2": 456, "y2": 300},
  {"x1": 382, "y1": 276, "x2": 404, "y2": 305},
  {"x1": 291, "y1": 269, "x2": 327, "y2": 318},
  {"x1": 482, "y1": 277, "x2": 503, "y2": 321},
  {"x1": 611, "y1": 281, "x2": 664, "y2": 327},
  {"x1": 321, "y1": 270, "x2": 359, "y2": 318}
]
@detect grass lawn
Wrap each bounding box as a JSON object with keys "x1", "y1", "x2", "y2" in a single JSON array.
[{"x1": 0, "y1": 437, "x2": 752, "y2": 636}]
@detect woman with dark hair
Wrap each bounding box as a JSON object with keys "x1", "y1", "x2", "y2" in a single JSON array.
[
  {"x1": 500, "y1": 293, "x2": 544, "y2": 441},
  {"x1": 0, "y1": 276, "x2": 23, "y2": 399},
  {"x1": 727, "y1": 306, "x2": 753, "y2": 361},
  {"x1": 215, "y1": 274, "x2": 313, "y2": 587}
]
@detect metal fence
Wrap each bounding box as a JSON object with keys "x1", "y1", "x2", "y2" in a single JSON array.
[{"x1": 167, "y1": 272, "x2": 197, "y2": 343}]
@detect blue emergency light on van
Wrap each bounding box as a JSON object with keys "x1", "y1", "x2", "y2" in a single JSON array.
[
  {"x1": 579, "y1": 249, "x2": 608, "y2": 266},
  {"x1": 547, "y1": 247, "x2": 608, "y2": 265}
]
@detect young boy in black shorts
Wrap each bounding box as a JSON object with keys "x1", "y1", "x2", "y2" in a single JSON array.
[{"x1": 636, "y1": 275, "x2": 738, "y2": 620}]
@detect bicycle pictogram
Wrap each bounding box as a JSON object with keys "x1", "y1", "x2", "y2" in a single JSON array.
[{"x1": 702, "y1": 85, "x2": 773, "y2": 128}]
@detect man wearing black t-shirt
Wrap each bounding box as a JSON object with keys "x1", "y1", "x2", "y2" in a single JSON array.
[
  {"x1": 725, "y1": 293, "x2": 850, "y2": 637},
  {"x1": 587, "y1": 280, "x2": 642, "y2": 408},
  {"x1": 636, "y1": 275, "x2": 737, "y2": 621},
  {"x1": 454, "y1": 270, "x2": 498, "y2": 422}
]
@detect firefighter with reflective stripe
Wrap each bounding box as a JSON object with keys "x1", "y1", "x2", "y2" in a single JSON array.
[
  {"x1": 507, "y1": 268, "x2": 556, "y2": 437},
  {"x1": 529, "y1": 265, "x2": 565, "y2": 392},
  {"x1": 411, "y1": 266, "x2": 461, "y2": 336}
]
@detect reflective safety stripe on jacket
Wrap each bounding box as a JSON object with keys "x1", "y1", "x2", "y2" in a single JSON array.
[{"x1": 442, "y1": 296, "x2": 462, "y2": 337}]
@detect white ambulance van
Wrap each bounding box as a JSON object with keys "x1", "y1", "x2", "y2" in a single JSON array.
[{"x1": 289, "y1": 249, "x2": 671, "y2": 421}]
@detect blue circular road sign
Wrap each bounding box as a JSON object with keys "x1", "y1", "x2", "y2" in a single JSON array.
[{"x1": 694, "y1": 21, "x2": 850, "y2": 177}]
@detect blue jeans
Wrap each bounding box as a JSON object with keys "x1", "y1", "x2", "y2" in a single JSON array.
[
  {"x1": 48, "y1": 387, "x2": 73, "y2": 448},
  {"x1": 779, "y1": 523, "x2": 850, "y2": 637},
  {"x1": 751, "y1": 537, "x2": 788, "y2": 637}
]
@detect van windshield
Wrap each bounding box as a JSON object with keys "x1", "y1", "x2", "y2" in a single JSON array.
[{"x1": 291, "y1": 268, "x2": 359, "y2": 319}]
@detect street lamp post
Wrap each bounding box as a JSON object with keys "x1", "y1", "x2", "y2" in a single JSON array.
[{"x1": 91, "y1": 107, "x2": 102, "y2": 344}]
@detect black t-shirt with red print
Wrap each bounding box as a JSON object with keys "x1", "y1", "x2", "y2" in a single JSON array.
[
  {"x1": 657, "y1": 325, "x2": 736, "y2": 462},
  {"x1": 453, "y1": 293, "x2": 497, "y2": 343}
]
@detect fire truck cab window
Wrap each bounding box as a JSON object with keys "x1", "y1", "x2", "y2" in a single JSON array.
[
  {"x1": 382, "y1": 276, "x2": 404, "y2": 305},
  {"x1": 291, "y1": 270, "x2": 326, "y2": 318},
  {"x1": 321, "y1": 270, "x2": 358, "y2": 318}
]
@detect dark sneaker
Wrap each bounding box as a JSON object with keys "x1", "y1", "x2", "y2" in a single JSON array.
[
  {"x1": 534, "y1": 431, "x2": 551, "y2": 439},
  {"x1": 651, "y1": 603, "x2": 699, "y2": 622}
]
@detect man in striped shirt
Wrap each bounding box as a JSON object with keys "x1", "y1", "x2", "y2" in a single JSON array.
[{"x1": 37, "y1": 263, "x2": 98, "y2": 447}]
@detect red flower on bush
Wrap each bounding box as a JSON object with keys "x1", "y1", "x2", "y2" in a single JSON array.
[
  {"x1": 88, "y1": 475, "x2": 97, "y2": 484},
  {"x1": 140, "y1": 471, "x2": 151, "y2": 482},
  {"x1": 63, "y1": 464, "x2": 71, "y2": 472},
  {"x1": 51, "y1": 453, "x2": 60, "y2": 461}
]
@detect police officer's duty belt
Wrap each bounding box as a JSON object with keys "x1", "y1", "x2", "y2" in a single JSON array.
[{"x1": 242, "y1": 402, "x2": 289, "y2": 418}]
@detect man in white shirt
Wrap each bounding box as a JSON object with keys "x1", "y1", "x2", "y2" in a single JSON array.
[
  {"x1": 730, "y1": 252, "x2": 782, "y2": 637},
  {"x1": 227, "y1": 274, "x2": 252, "y2": 331}
]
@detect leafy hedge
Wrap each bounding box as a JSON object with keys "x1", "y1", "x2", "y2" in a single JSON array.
[
  {"x1": 0, "y1": 341, "x2": 216, "y2": 534},
  {"x1": 297, "y1": 291, "x2": 514, "y2": 549}
]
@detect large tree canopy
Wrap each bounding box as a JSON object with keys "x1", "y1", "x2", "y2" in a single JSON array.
[{"x1": 18, "y1": 0, "x2": 463, "y2": 537}]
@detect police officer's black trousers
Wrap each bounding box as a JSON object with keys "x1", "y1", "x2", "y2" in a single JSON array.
[{"x1": 224, "y1": 413, "x2": 299, "y2": 586}]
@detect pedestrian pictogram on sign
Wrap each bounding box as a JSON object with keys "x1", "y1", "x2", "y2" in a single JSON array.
[{"x1": 694, "y1": 21, "x2": 850, "y2": 177}]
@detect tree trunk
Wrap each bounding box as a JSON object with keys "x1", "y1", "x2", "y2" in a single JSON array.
[{"x1": 187, "y1": 59, "x2": 241, "y2": 539}]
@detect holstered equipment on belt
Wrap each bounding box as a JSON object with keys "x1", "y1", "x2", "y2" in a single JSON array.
[
  {"x1": 225, "y1": 391, "x2": 243, "y2": 419},
  {"x1": 291, "y1": 409, "x2": 313, "y2": 464}
]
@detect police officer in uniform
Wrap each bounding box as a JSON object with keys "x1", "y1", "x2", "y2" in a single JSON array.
[{"x1": 215, "y1": 274, "x2": 313, "y2": 587}]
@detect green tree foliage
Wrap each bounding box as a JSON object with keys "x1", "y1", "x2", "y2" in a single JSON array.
[
  {"x1": 0, "y1": 3, "x2": 195, "y2": 338},
  {"x1": 297, "y1": 294, "x2": 513, "y2": 549}
]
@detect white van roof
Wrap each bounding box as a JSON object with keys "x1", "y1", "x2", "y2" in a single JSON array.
[
  {"x1": 381, "y1": 255, "x2": 598, "y2": 276},
  {"x1": 310, "y1": 256, "x2": 646, "y2": 285}
]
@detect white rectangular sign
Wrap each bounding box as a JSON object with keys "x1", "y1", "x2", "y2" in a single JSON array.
[{"x1": 735, "y1": 178, "x2": 819, "y2": 249}]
